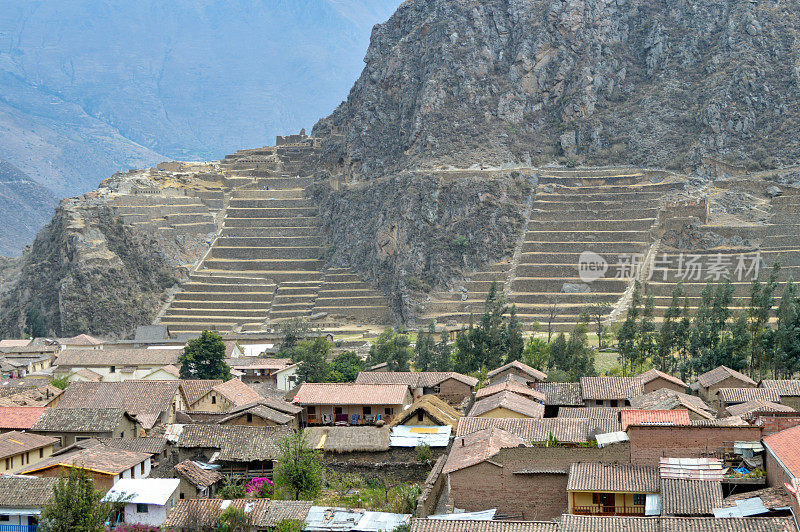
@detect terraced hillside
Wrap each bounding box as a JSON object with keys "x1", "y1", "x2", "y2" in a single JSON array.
[
  {"x1": 643, "y1": 181, "x2": 800, "y2": 323},
  {"x1": 158, "y1": 145, "x2": 393, "y2": 335},
  {"x1": 422, "y1": 168, "x2": 688, "y2": 331}
]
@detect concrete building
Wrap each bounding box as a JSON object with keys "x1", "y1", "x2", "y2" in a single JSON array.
[
  {"x1": 0, "y1": 431, "x2": 57, "y2": 474},
  {"x1": 104, "y1": 478, "x2": 180, "y2": 527},
  {"x1": 293, "y1": 383, "x2": 413, "y2": 425}
]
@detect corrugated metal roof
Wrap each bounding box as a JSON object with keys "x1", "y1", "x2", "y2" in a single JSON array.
[
  {"x1": 390, "y1": 425, "x2": 451, "y2": 447},
  {"x1": 659, "y1": 458, "x2": 724, "y2": 481},
  {"x1": 304, "y1": 506, "x2": 410, "y2": 532},
  {"x1": 596, "y1": 431, "x2": 629, "y2": 448}
]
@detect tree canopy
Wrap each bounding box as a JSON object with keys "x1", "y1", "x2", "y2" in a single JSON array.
[{"x1": 179, "y1": 330, "x2": 231, "y2": 380}]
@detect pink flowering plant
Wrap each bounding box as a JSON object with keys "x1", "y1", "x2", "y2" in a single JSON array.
[{"x1": 245, "y1": 477, "x2": 274, "y2": 498}]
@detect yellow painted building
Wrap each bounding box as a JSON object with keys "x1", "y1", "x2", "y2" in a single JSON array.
[
  {"x1": 566, "y1": 462, "x2": 659, "y2": 516},
  {"x1": 0, "y1": 431, "x2": 57, "y2": 474}
]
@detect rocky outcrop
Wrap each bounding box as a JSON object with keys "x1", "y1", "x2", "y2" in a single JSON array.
[
  {"x1": 311, "y1": 171, "x2": 532, "y2": 320},
  {"x1": 314, "y1": 0, "x2": 800, "y2": 179},
  {"x1": 0, "y1": 199, "x2": 177, "y2": 339}
]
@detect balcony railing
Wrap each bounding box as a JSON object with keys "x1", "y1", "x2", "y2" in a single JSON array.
[
  {"x1": 0, "y1": 525, "x2": 38, "y2": 532},
  {"x1": 572, "y1": 505, "x2": 645, "y2": 516}
]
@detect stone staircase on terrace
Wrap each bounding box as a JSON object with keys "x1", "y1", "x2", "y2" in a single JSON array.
[
  {"x1": 422, "y1": 168, "x2": 687, "y2": 331},
  {"x1": 158, "y1": 169, "x2": 392, "y2": 334}
]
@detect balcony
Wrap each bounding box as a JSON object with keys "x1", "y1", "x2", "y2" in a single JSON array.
[
  {"x1": 572, "y1": 505, "x2": 645, "y2": 517},
  {"x1": 0, "y1": 525, "x2": 38, "y2": 532}
]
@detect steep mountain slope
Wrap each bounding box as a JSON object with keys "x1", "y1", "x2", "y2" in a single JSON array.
[
  {"x1": 314, "y1": 0, "x2": 800, "y2": 179},
  {"x1": 0, "y1": 0, "x2": 400, "y2": 191},
  {"x1": 0, "y1": 159, "x2": 57, "y2": 256}
]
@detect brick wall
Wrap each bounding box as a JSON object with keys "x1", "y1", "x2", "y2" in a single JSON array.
[
  {"x1": 642, "y1": 379, "x2": 685, "y2": 394},
  {"x1": 416, "y1": 455, "x2": 447, "y2": 517},
  {"x1": 629, "y1": 425, "x2": 762, "y2": 465},
  {"x1": 448, "y1": 443, "x2": 630, "y2": 520},
  {"x1": 437, "y1": 379, "x2": 473, "y2": 404},
  {"x1": 750, "y1": 414, "x2": 800, "y2": 437}
]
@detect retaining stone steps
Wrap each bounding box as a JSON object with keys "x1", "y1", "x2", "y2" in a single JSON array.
[
  {"x1": 530, "y1": 209, "x2": 659, "y2": 221},
  {"x1": 210, "y1": 246, "x2": 323, "y2": 260}
]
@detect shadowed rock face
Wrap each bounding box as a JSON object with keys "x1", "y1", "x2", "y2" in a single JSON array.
[{"x1": 314, "y1": 0, "x2": 800, "y2": 179}]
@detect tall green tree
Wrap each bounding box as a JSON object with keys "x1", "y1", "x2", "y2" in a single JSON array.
[
  {"x1": 657, "y1": 284, "x2": 684, "y2": 373},
  {"x1": 414, "y1": 322, "x2": 436, "y2": 371},
  {"x1": 748, "y1": 263, "x2": 780, "y2": 377},
  {"x1": 328, "y1": 351, "x2": 363, "y2": 382},
  {"x1": 432, "y1": 329, "x2": 453, "y2": 372},
  {"x1": 616, "y1": 281, "x2": 642, "y2": 376},
  {"x1": 504, "y1": 304, "x2": 525, "y2": 363},
  {"x1": 772, "y1": 280, "x2": 800, "y2": 378},
  {"x1": 367, "y1": 328, "x2": 412, "y2": 371},
  {"x1": 179, "y1": 330, "x2": 231, "y2": 380},
  {"x1": 291, "y1": 337, "x2": 332, "y2": 383},
  {"x1": 39, "y1": 468, "x2": 112, "y2": 532},
  {"x1": 274, "y1": 431, "x2": 325, "y2": 500},
  {"x1": 586, "y1": 303, "x2": 612, "y2": 349}
]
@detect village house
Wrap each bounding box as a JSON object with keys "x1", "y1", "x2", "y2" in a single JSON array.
[
  {"x1": 58, "y1": 334, "x2": 104, "y2": 350},
  {"x1": 715, "y1": 388, "x2": 782, "y2": 416},
  {"x1": 486, "y1": 360, "x2": 547, "y2": 386},
  {"x1": 173, "y1": 460, "x2": 223, "y2": 500},
  {"x1": 636, "y1": 369, "x2": 688, "y2": 394},
  {"x1": 141, "y1": 364, "x2": 181, "y2": 380},
  {"x1": 0, "y1": 383, "x2": 60, "y2": 408},
  {"x1": 70, "y1": 437, "x2": 168, "y2": 467},
  {"x1": 162, "y1": 498, "x2": 313, "y2": 532},
  {"x1": 20, "y1": 444, "x2": 152, "y2": 492},
  {"x1": 54, "y1": 348, "x2": 183, "y2": 382},
  {"x1": 50, "y1": 380, "x2": 186, "y2": 430},
  {"x1": 619, "y1": 409, "x2": 691, "y2": 432},
  {"x1": 0, "y1": 406, "x2": 45, "y2": 432},
  {"x1": 0, "y1": 476, "x2": 57, "y2": 531},
  {"x1": 566, "y1": 462, "x2": 659, "y2": 516},
  {"x1": 0, "y1": 345, "x2": 57, "y2": 377},
  {"x1": 226, "y1": 357, "x2": 298, "y2": 390},
  {"x1": 444, "y1": 420, "x2": 631, "y2": 520},
  {"x1": 0, "y1": 431, "x2": 57, "y2": 474},
  {"x1": 725, "y1": 400, "x2": 796, "y2": 418},
  {"x1": 559, "y1": 514, "x2": 793, "y2": 531},
  {"x1": 292, "y1": 383, "x2": 413, "y2": 425},
  {"x1": 31, "y1": 408, "x2": 140, "y2": 447},
  {"x1": 468, "y1": 390, "x2": 545, "y2": 419},
  {"x1": 475, "y1": 379, "x2": 546, "y2": 402},
  {"x1": 627, "y1": 389, "x2": 716, "y2": 421},
  {"x1": 354, "y1": 371, "x2": 478, "y2": 404},
  {"x1": 760, "y1": 380, "x2": 800, "y2": 411},
  {"x1": 533, "y1": 382, "x2": 584, "y2": 417},
  {"x1": 763, "y1": 424, "x2": 800, "y2": 489},
  {"x1": 580, "y1": 377, "x2": 644, "y2": 407},
  {"x1": 168, "y1": 423, "x2": 292, "y2": 478},
  {"x1": 693, "y1": 365, "x2": 756, "y2": 403},
  {"x1": 104, "y1": 478, "x2": 180, "y2": 528},
  {"x1": 181, "y1": 378, "x2": 263, "y2": 413},
  {"x1": 658, "y1": 458, "x2": 724, "y2": 517},
  {"x1": 388, "y1": 395, "x2": 461, "y2": 429},
  {"x1": 216, "y1": 399, "x2": 301, "y2": 428}
]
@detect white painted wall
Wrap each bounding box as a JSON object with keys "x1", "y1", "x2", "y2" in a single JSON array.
[
  {"x1": 276, "y1": 365, "x2": 299, "y2": 391},
  {"x1": 124, "y1": 501, "x2": 171, "y2": 527}
]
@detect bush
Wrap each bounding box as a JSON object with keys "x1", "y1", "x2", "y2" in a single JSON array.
[
  {"x1": 415, "y1": 443, "x2": 432, "y2": 463},
  {"x1": 216, "y1": 478, "x2": 247, "y2": 500}
]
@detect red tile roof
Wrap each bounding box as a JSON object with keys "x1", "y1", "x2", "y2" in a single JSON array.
[
  {"x1": 21, "y1": 444, "x2": 150, "y2": 476},
  {"x1": 468, "y1": 391, "x2": 545, "y2": 418},
  {"x1": 581, "y1": 377, "x2": 644, "y2": 400},
  {"x1": 620, "y1": 409, "x2": 691, "y2": 431},
  {"x1": 213, "y1": 378, "x2": 262, "y2": 406},
  {"x1": 0, "y1": 406, "x2": 45, "y2": 429},
  {"x1": 443, "y1": 427, "x2": 527, "y2": 474},
  {"x1": 292, "y1": 383, "x2": 410, "y2": 405},
  {"x1": 763, "y1": 424, "x2": 800, "y2": 479},
  {"x1": 355, "y1": 371, "x2": 478, "y2": 388},
  {"x1": 567, "y1": 462, "x2": 659, "y2": 493},
  {"x1": 476, "y1": 380, "x2": 545, "y2": 401}
]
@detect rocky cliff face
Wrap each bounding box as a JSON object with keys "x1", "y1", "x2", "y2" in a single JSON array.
[
  {"x1": 0, "y1": 198, "x2": 177, "y2": 339},
  {"x1": 314, "y1": 0, "x2": 800, "y2": 179},
  {"x1": 311, "y1": 170, "x2": 532, "y2": 320}
]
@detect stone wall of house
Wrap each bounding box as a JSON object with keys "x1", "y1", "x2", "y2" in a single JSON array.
[
  {"x1": 449, "y1": 443, "x2": 631, "y2": 520},
  {"x1": 415, "y1": 455, "x2": 447, "y2": 518},
  {"x1": 629, "y1": 426, "x2": 762, "y2": 465}
]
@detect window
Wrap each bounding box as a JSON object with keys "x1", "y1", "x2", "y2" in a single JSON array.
[
  {"x1": 363, "y1": 406, "x2": 372, "y2": 416},
  {"x1": 592, "y1": 493, "x2": 600, "y2": 505},
  {"x1": 141, "y1": 463, "x2": 145, "y2": 475},
  {"x1": 384, "y1": 407, "x2": 393, "y2": 416},
  {"x1": 307, "y1": 406, "x2": 316, "y2": 414},
  {"x1": 634, "y1": 494, "x2": 646, "y2": 506},
  {"x1": 417, "y1": 410, "x2": 425, "y2": 422},
  {"x1": 120, "y1": 432, "x2": 125, "y2": 438},
  {"x1": 246, "y1": 413, "x2": 253, "y2": 423},
  {"x1": 609, "y1": 400, "x2": 618, "y2": 407},
  {"x1": 211, "y1": 395, "x2": 217, "y2": 405},
  {"x1": 180, "y1": 492, "x2": 185, "y2": 500},
  {"x1": 594, "y1": 400, "x2": 603, "y2": 406},
  {"x1": 136, "y1": 503, "x2": 149, "y2": 513},
  {"x1": 110, "y1": 366, "x2": 116, "y2": 373},
  {"x1": 4, "y1": 458, "x2": 8, "y2": 470},
  {"x1": 0, "y1": 515, "x2": 9, "y2": 522},
  {"x1": 39, "y1": 448, "x2": 44, "y2": 458},
  {"x1": 334, "y1": 407, "x2": 343, "y2": 415}
]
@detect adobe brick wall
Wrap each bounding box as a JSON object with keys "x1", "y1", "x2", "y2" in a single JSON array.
[
  {"x1": 765, "y1": 449, "x2": 793, "y2": 488},
  {"x1": 751, "y1": 414, "x2": 800, "y2": 437},
  {"x1": 642, "y1": 379, "x2": 686, "y2": 394},
  {"x1": 437, "y1": 379, "x2": 474, "y2": 404},
  {"x1": 448, "y1": 443, "x2": 630, "y2": 520},
  {"x1": 629, "y1": 425, "x2": 762, "y2": 465},
  {"x1": 700, "y1": 376, "x2": 755, "y2": 405}
]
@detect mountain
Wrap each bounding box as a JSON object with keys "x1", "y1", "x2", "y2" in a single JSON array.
[
  {"x1": 0, "y1": 159, "x2": 57, "y2": 256},
  {"x1": 0, "y1": 0, "x2": 401, "y2": 195},
  {"x1": 315, "y1": 0, "x2": 800, "y2": 178}
]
